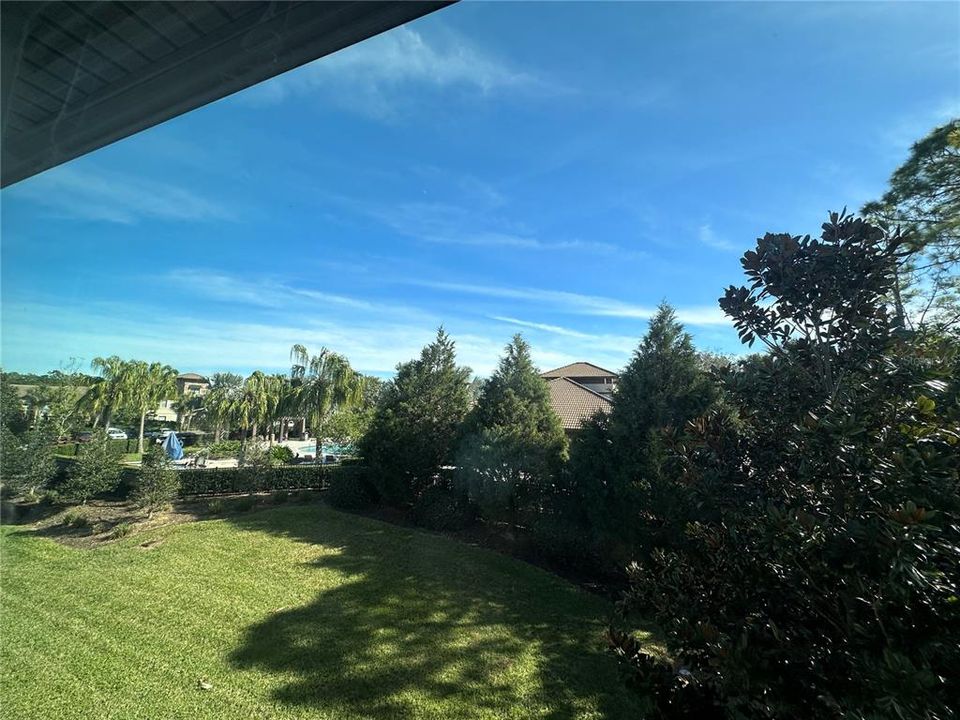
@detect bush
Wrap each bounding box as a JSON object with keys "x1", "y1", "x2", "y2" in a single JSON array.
[
  {"x1": 60, "y1": 430, "x2": 120, "y2": 503},
  {"x1": 326, "y1": 466, "x2": 376, "y2": 511},
  {"x1": 528, "y1": 495, "x2": 599, "y2": 571},
  {"x1": 61, "y1": 508, "x2": 90, "y2": 528},
  {"x1": 608, "y1": 215, "x2": 960, "y2": 718},
  {"x1": 191, "y1": 440, "x2": 241, "y2": 459},
  {"x1": 269, "y1": 445, "x2": 295, "y2": 465},
  {"x1": 109, "y1": 522, "x2": 133, "y2": 539},
  {"x1": 177, "y1": 464, "x2": 326, "y2": 496},
  {"x1": 133, "y1": 448, "x2": 180, "y2": 517},
  {"x1": 205, "y1": 499, "x2": 225, "y2": 515},
  {"x1": 272, "y1": 490, "x2": 290, "y2": 504},
  {"x1": 411, "y1": 483, "x2": 475, "y2": 531}
]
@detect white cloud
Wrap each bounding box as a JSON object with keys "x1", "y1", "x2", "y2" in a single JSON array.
[
  {"x1": 243, "y1": 25, "x2": 561, "y2": 116},
  {"x1": 698, "y1": 223, "x2": 736, "y2": 252},
  {"x1": 165, "y1": 270, "x2": 378, "y2": 312},
  {"x1": 6, "y1": 166, "x2": 233, "y2": 224},
  {"x1": 420, "y1": 280, "x2": 730, "y2": 326}
]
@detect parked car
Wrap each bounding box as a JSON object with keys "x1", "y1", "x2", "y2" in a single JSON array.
[{"x1": 106, "y1": 428, "x2": 128, "y2": 440}]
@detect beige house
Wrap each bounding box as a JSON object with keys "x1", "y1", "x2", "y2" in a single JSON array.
[
  {"x1": 541, "y1": 362, "x2": 618, "y2": 432},
  {"x1": 153, "y1": 373, "x2": 211, "y2": 424}
]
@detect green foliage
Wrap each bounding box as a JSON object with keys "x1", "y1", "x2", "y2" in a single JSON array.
[
  {"x1": 271, "y1": 490, "x2": 290, "y2": 504},
  {"x1": 1, "y1": 375, "x2": 28, "y2": 434},
  {"x1": 360, "y1": 328, "x2": 472, "y2": 506},
  {"x1": 189, "y1": 440, "x2": 241, "y2": 459},
  {"x1": 109, "y1": 522, "x2": 134, "y2": 540},
  {"x1": 290, "y1": 345, "x2": 363, "y2": 456},
  {"x1": 456, "y1": 335, "x2": 567, "y2": 523},
  {"x1": 863, "y1": 119, "x2": 960, "y2": 329},
  {"x1": 176, "y1": 464, "x2": 328, "y2": 496},
  {"x1": 1, "y1": 421, "x2": 58, "y2": 498},
  {"x1": 610, "y1": 213, "x2": 960, "y2": 719},
  {"x1": 411, "y1": 483, "x2": 476, "y2": 531},
  {"x1": 133, "y1": 447, "x2": 180, "y2": 517},
  {"x1": 566, "y1": 304, "x2": 719, "y2": 562},
  {"x1": 61, "y1": 507, "x2": 90, "y2": 528},
  {"x1": 61, "y1": 430, "x2": 121, "y2": 504},
  {"x1": 268, "y1": 444, "x2": 294, "y2": 464},
  {"x1": 325, "y1": 466, "x2": 377, "y2": 511}
]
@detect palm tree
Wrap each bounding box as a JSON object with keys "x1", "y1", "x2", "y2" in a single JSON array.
[
  {"x1": 204, "y1": 373, "x2": 242, "y2": 442},
  {"x1": 127, "y1": 362, "x2": 179, "y2": 454},
  {"x1": 88, "y1": 356, "x2": 130, "y2": 428},
  {"x1": 290, "y1": 344, "x2": 363, "y2": 460}
]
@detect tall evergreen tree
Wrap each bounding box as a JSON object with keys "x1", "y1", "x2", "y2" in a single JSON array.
[
  {"x1": 456, "y1": 335, "x2": 567, "y2": 522},
  {"x1": 360, "y1": 328, "x2": 472, "y2": 506},
  {"x1": 569, "y1": 303, "x2": 718, "y2": 555}
]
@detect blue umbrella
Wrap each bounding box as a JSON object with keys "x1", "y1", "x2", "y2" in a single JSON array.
[{"x1": 162, "y1": 431, "x2": 184, "y2": 461}]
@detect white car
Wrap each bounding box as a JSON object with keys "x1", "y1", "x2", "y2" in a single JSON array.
[{"x1": 106, "y1": 428, "x2": 128, "y2": 440}]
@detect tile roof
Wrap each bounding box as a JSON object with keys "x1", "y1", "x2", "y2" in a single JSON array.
[
  {"x1": 546, "y1": 377, "x2": 612, "y2": 430},
  {"x1": 541, "y1": 361, "x2": 618, "y2": 379}
]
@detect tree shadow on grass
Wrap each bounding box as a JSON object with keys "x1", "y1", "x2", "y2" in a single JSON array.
[{"x1": 226, "y1": 506, "x2": 647, "y2": 719}]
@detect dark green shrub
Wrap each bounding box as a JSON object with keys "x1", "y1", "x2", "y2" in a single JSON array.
[
  {"x1": 411, "y1": 484, "x2": 476, "y2": 531},
  {"x1": 528, "y1": 496, "x2": 599, "y2": 571},
  {"x1": 205, "y1": 499, "x2": 224, "y2": 515},
  {"x1": 60, "y1": 430, "x2": 120, "y2": 504},
  {"x1": 133, "y1": 447, "x2": 179, "y2": 517},
  {"x1": 177, "y1": 465, "x2": 324, "y2": 496},
  {"x1": 609, "y1": 214, "x2": 960, "y2": 719},
  {"x1": 269, "y1": 445, "x2": 294, "y2": 464},
  {"x1": 272, "y1": 490, "x2": 289, "y2": 504},
  {"x1": 1, "y1": 421, "x2": 57, "y2": 498},
  {"x1": 326, "y1": 466, "x2": 376, "y2": 511}
]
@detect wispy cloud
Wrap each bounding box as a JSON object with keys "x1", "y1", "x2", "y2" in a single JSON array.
[
  {"x1": 326, "y1": 195, "x2": 632, "y2": 255},
  {"x1": 420, "y1": 280, "x2": 730, "y2": 326},
  {"x1": 165, "y1": 270, "x2": 378, "y2": 312},
  {"x1": 698, "y1": 223, "x2": 736, "y2": 251},
  {"x1": 243, "y1": 25, "x2": 565, "y2": 117},
  {"x1": 7, "y1": 166, "x2": 233, "y2": 224}
]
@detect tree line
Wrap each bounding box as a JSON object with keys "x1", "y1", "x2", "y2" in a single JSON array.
[{"x1": 1, "y1": 119, "x2": 957, "y2": 717}]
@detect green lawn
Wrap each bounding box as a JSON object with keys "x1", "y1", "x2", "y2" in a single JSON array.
[{"x1": 1, "y1": 503, "x2": 649, "y2": 719}]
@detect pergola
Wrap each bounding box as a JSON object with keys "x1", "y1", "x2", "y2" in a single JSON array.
[{"x1": 0, "y1": 1, "x2": 453, "y2": 188}]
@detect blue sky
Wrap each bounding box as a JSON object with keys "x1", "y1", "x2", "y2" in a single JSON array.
[{"x1": 2, "y1": 1, "x2": 958, "y2": 378}]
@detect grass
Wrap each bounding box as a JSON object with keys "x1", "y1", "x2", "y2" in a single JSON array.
[{"x1": 1, "y1": 503, "x2": 651, "y2": 719}]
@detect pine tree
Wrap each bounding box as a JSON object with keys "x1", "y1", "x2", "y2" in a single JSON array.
[
  {"x1": 569, "y1": 303, "x2": 718, "y2": 555},
  {"x1": 360, "y1": 328, "x2": 472, "y2": 505},
  {"x1": 456, "y1": 335, "x2": 567, "y2": 522}
]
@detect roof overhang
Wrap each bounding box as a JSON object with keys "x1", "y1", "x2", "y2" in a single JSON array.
[{"x1": 0, "y1": 1, "x2": 453, "y2": 188}]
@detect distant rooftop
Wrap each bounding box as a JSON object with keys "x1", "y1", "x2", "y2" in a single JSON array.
[
  {"x1": 541, "y1": 361, "x2": 618, "y2": 379},
  {"x1": 178, "y1": 373, "x2": 209, "y2": 382},
  {"x1": 545, "y1": 377, "x2": 612, "y2": 431}
]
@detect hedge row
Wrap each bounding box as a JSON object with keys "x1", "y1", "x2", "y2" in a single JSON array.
[
  {"x1": 176, "y1": 464, "x2": 367, "y2": 497},
  {"x1": 54, "y1": 438, "x2": 141, "y2": 457}
]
